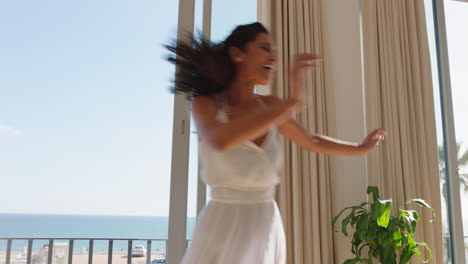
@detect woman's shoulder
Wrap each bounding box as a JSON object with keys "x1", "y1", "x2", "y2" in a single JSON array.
[{"x1": 192, "y1": 95, "x2": 220, "y2": 119}]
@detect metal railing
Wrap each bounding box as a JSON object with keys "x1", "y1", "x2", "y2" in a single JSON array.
[
  {"x1": 2, "y1": 236, "x2": 466, "y2": 263},
  {"x1": 0, "y1": 238, "x2": 173, "y2": 264},
  {"x1": 442, "y1": 235, "x2": 468, "y2": 263}
]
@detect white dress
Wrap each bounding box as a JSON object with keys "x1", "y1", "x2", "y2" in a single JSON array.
[{"x1": 180, "y1": 96, "x2": 286, "y2": 264}]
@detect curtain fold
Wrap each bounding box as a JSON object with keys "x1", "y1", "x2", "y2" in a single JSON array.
[
  {"x1": 269, "y1": 0, "x2": 335, "y2": 263},
  {"x1": 362, "y1": 0, "x2": 444, "y2": 263}
]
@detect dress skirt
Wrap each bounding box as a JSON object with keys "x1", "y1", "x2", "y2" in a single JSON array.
[{"x1": 180, "y1": 195, "x2": 286, "y2": 264}]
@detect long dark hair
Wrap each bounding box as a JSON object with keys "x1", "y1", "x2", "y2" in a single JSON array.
[{"x1": 165, "y1": 22, "x2": 269, "y2": 100}]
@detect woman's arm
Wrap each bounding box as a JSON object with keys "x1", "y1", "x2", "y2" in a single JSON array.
[
  {"x1": 192, "y1": 96, "x2": 300, "y2": 152},
  {"x1": 277, "y1": 118, "x2": 385, "y2": 156}
]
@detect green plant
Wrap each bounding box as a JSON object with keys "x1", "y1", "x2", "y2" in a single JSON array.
[{"x1": 332, "y1": 186, "x2": 435, "y2": 264}]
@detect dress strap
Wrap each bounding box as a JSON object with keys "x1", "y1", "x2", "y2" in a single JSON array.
[
  {"x1": 215, "y1": 94, "x2": 229, "y2": 123},
  {"x1": 255, "y1": 95, "x2": 267, "y2": 108}
]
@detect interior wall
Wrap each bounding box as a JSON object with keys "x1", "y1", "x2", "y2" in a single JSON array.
[{"x1": 321, "y1": 0, "x2": 367, "y2": 262}]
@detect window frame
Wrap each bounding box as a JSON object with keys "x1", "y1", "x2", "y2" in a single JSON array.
[
  {"x1": 430, "y1": 0, "x2": 466, "y2": 262},
  {"x1": 166, "y1": 0, "x2": 195, "y2": 263}
]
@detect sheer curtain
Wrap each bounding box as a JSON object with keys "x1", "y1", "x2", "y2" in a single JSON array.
[
  {"x1": 362, "y1": 0, "x2": 444, "y2": 263},
  {"x1": 264, "y1": 0, "x2": 335, "y2": 263}
]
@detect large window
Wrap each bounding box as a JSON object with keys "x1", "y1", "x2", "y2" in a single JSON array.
[
  {"x1": 424, "y1": 0, "x2": 468, "y2": 262},
  {"x1": 0, "y1": 0, "x2": 179, "y2": 258},
  {"x1": 441, "y1": 1, "x2": 468, "y2": 262}
]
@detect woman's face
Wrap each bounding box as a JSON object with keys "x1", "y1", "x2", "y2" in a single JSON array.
[{"x1": 232, "y1": 33, "x2": 277, "y2": 85}]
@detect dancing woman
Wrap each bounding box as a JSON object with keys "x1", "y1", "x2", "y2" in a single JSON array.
[{"x1": 166, "y1": 22, "x2": 385, "y2": 264}]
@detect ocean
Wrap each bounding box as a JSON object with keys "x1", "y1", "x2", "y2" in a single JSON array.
[{"x1": 0, "y1": 214, "x2": 196, "y2": 254}]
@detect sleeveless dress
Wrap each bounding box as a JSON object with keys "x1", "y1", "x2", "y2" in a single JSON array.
[{"x1": 180, "y1": 96, "x2": 286, "y2": 264}]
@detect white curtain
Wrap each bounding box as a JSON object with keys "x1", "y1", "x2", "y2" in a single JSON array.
[
  {"x1": 362, "y1": 0, "x2": 444, "y2": 263},
  {"x1": 267, "y1": 0, "x2": 335, "y2": 263}
]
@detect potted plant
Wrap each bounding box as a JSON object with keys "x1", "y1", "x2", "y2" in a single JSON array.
[{"x1": 332, "y1": 186, "x2": 435, "y2": 264}]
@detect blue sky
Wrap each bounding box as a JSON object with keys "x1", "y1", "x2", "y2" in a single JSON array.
[
  {"x1": 0, "y1": 0, "x2": 256, "y2": 216},
  {"x1": 426, "y1": 0, "x2": 468, "y2": 156}
]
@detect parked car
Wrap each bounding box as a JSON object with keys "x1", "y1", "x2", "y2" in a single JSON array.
[
  {"x1": 150, "y1": 252, "x2": 166, "y2": 263},
  {"x1": 131, "y1": 245, "x2": 146, "y2": 257}
]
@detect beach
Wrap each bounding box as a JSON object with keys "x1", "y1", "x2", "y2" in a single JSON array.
[{"x1": 0, "y1": 252, "x2": 165, "y2": 264}]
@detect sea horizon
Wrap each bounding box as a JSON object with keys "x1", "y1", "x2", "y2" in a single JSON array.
[
  {"x1": 0, "y1": 212, "x2": 197, "y2": 218},
  {"x1": 0, "y1": 213, "x2": 196, "y2": 254}
]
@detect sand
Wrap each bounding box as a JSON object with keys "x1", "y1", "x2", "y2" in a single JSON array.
[{"x1": 0, "y1": 252, "x2": 166, "y2": 264}]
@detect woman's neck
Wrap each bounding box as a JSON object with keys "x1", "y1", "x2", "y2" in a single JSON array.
[{"x1": 225, "y1": 78, "x2": 256, "y2": 106}]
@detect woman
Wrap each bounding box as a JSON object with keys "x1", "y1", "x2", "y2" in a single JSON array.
[{"x1": 166, "y1": 22, "x2": 385, "y2": 264}]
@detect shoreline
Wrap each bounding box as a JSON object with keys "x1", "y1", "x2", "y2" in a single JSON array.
[{"x1": 0, "y1": 252, "x2": 166, "y2": 264}]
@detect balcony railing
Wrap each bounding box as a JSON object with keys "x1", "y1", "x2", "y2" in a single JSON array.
[
  {"x1": 0, "y1": 238, "x2": 173, "y2": 264},
  {"x1": 4, "y1": 236, "x2": 465, "y2": 263},
  {"x1": 442, "y1": 235, "x2": 468, "y2": 263}
]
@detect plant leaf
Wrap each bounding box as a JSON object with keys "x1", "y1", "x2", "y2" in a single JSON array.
[
  {"x1": 343, "y1": 258, "x2": 372, "y2": 264},
  {"x1": 360, "y1": 202, "x2": 372, "y2": 208},
  {"x1": 377, "y1": 199, "x2": 392, "y2": 228},
  {"x1": 332, "y1": 206, "x2": 367, "y2": 230},
  {"x1": 357, "y1": 243, "x2": 369, "y2": 258},
  {"x1": 367, "y1": 186, "x2": 380, "y2": 202},
  {"x1": 366, "y1": 224, "x2": 377, "y2": 245},
  {"x1": 406, "y1": 198, "x2": 436, "y2": 222},
  {"x1": 341, "y1": 207, "x2": 358, "y2": 236},
  {"x1": 414, "y1": 248, "x2": 422, "y2": 259},
  {"x1": 393, "y1": 229, "x2": 402, "y2": 247},
  {"x1": 406, "y1": 198, "x2": 430, "y2": 208},
  {"x1": 343, "y1": 259, "x2": 360, "y2": 264},
  {"x1": 357, "y1": 215, "x2": 369, "y2": 231},
  {"x1": 332, "y1": 206, "x2": 353, "y2": 230},
  {"x1": 417, "y1": 242, "x2": 434, "y2": 263},
  {"x1": 407, "y1": 236, "x2": 416, "y2": 248},
  {"x1": 399, "y1": 246, "x2": 413, "y2": 264},
  {"x1": 400, "y1": 209, "x2": 419, "y2": 234},
  {"x1": 377, "y1": 232, "x2": 385, "y2": 245},
  {"x1": 382, "y1": 246, "x2": 397, "y2": 264}
]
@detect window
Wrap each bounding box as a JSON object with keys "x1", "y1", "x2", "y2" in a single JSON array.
[
  {"x1": 440, "y1": 1, "x2": 468, "y2": 262},
  {"x1": 0, "y1": 0, "x2": 179, "y2": 258},
  {"x1": 424, "y1": 0, "x2": 468, "y2": 262}
]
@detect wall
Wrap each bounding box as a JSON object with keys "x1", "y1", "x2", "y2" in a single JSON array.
[
  {"x1": 258, "y1": 0, "x2": 369, "y2": 262},
  {"x1": 321, "y1": 0, "x2": 367, "y2": 262}
]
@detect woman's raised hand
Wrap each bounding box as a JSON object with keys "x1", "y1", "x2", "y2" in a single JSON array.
[
  {"x1": 289, "y1": 53, "x2": 321, "y2": 106},
  {"x1": 359, "y1": 128, "x2": 387, "y2": 155}
]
